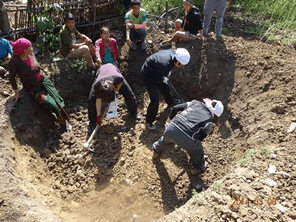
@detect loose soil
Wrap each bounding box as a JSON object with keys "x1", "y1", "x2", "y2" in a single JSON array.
[{"x1": 1, "y1": 10, "x2": 296, "y2": 222}]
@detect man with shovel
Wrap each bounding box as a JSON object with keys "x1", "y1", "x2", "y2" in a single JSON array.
[
  {"x1": 87, "y1": 63, "x2": 140, "y2": 133},
  {"x1": 141, "y1": 48, "x2": 190, "y2": 130}
]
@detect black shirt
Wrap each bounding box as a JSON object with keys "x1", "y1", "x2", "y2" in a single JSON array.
[
  {"x1": 183, "y1": 6, "x2": 203, "y2": 35},
  {"x1": 170, "y1": 100, "x2": 213, "y2": 140},
  {"x1": 141, "y1": 49, "x2": 175, "y2": 83}
]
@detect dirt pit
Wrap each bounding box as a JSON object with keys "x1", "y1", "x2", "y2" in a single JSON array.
[{"x1": 1, "y1": 17, "x2": 296, "y2": 222}]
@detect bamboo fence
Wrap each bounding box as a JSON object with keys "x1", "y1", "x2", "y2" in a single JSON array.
[{"x1": 3, "y1": 0, "x2": 123, "y2": 35}]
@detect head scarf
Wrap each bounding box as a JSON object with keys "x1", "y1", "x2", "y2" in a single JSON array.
[
  {"x1": 203, "y1": 98, "x2": 224, "y2": 117},
  {"x1": 10, "y1": 38, "x2": 32, "y2": 56}
]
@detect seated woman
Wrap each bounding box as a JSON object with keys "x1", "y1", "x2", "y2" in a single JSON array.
[
  {"x1": 8, "y1": 38, "x2": 68, "y2": 120},
  {"x1": 95, "y1": 27, "x2": 119, "y2": 67},
  {"x1": 87, "y1": 63, "x2": 140, "y2": 133}
]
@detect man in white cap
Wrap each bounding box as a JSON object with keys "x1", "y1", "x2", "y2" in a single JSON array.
[
  {"x1": 152, "y1": 98, "x2": 224, "y2": 175},
  {"x1": 141, "y1": 48, "x2": 190, "y2": 130},
  {"x1": 160, "y1": 0, "x2": 204, "y2": 48}
]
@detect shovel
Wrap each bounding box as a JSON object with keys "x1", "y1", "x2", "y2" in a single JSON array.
[
  {"x1": 83, "y1": 103, "x2": 110, "y2": 152},
  {"x1": 166, "y1": 79, "x2": 184, "y2": 103}
]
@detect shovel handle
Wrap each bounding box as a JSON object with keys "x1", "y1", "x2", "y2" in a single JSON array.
[{"x1": 85, "y1": 125, "x2": 99, "y2": 148}]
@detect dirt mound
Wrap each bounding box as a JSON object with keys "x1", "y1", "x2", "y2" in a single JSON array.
[{"x1": 1, "y1": 15, "x2": 296, "y2": 222}]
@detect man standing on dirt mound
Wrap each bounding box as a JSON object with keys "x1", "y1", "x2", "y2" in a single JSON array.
[
  {"x1": 87, "y1": 63, "x2": 141, "y2": 133},
  {"x1": 152, "y1": 98, "x2": 224, "y2": 175},
  {"x1": 141, "y1": 48, "x2": 190, "y2": 130},
  {"x1": 203, "y1": 0, "x2": 231, "y2": 38}
]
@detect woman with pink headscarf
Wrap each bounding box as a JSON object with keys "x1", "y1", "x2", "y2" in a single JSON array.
[{"x1": 8, "y1": 38, "x2": 68, "y2": 120}]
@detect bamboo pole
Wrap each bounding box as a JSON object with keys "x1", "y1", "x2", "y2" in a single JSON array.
[
  {"x1": 27, "y1": 0, "x2": 32, "y2": 29},
  {"x1": 165, "y1": 0, "x2": 168, "y2": 32}
]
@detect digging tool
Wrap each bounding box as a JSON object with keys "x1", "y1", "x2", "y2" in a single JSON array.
[
  {"x1": 83, "y1": 125, "x2": 99, "y2": 151},
  {"x1": 83, "y1": 104, "x2": 110, "y2": 152},
  {"x1": 166, "y1": 79, "x2": 184, "y2": 103}
]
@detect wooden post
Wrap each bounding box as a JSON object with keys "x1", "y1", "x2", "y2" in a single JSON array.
[
  {"x1": 15, "y1": 9, "x2": 18, "y2": 29},
  {"x1": 27, "y1": 0, "x2": 32, "y2": 29},
  {"x1": 165, "y1": 0, "x2": 168, "y2": 33},
  {"x1": 89, "y1": 0, "x2": 96, "y2": 23},
  {"x1": 0, "y1": 0, "x2": 11, "y2": 32}
]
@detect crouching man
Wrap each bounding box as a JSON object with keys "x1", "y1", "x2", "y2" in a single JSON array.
[{"x1": 152, "y1": 98, "x2": 224, "y2": 174}]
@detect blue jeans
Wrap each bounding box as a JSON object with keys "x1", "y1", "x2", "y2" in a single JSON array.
[
  {"x1": 130, "y1": 28, "x2": 146, "y2": 43},
  {"x1": 203, "y1": 0, "x2": 228, "y2": 37},
  {"x1": 153, "y1": 123, "x2": 206, "y2": 170}
]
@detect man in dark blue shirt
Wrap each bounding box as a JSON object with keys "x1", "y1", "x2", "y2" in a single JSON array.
[{"x1": 141, "y1": 48, "x2": 190, "y2": 130}]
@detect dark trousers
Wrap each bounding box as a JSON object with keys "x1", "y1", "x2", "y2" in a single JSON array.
[
  {"x1": 143, "y1": 76, "x2": 174, "y2": 124},
  {"x1": 130, "y1": 28, "x2": 146, "y2": 43},
  {"x1": 153, "y1": 123, "x2": 206, "y2": 170},
  {"x1": 88, "y1": 79, "x2": 137, "y2": 126}
]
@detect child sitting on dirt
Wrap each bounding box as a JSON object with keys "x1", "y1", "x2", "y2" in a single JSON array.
[
  {"x1": 125, "y1": 0, "x2": 147, "y2": 50},
  {"x1": 95, "y1": 27, "x2": 119, "y2": 67},
  {"x1": 59, "y1": 13, "x2": 97, "y2": 70},
  {"x1": 160, "y1": 0, "x2": 204, "y2": 48},
  {"x1": 8, "y1": 38, "x2": 68, "y2": 121},
  {"x1": 152, "y1": 98, "x2": 224, "y2": 175}
]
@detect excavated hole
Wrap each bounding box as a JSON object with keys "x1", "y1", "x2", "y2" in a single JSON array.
[{"x1": 6, "y1": 31, "x2": 249, "y2": 222}]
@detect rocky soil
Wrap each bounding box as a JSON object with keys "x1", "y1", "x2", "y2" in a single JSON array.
[{"x1": 1, "y1": 9, "x2": 296, "y2": 222}]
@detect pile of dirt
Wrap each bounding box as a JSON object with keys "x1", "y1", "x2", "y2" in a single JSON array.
[{"x1": 1, "y1": 12, "x2": 296, "y2": 222}]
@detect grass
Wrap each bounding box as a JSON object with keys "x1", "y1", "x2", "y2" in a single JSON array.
[
  {"x1": 141, "y1": 0, "x2": 204, "y2": 15},
  {"x1": 142, "y1": 0, "x2": 296, "y2": 44},
  {"x1": 232, "y1": 0, "x2": 296, "y2": 44},
  {"x1": 240, "y1": 145, "x2": 273, "y2": 167},
  {"x1": 191, "y1": 182, "x2": 223, "y2": 205}
]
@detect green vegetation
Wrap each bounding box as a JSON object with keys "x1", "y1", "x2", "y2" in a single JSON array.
[
  {"x1": 141, "y1": 0, "x2": 204, "y2": 15},
  {"x1": 33, "y1": 3, "x2": 63, "y2": 53},
  {"x1": 240, "y1": 145, "x2": 273, "y2": 167},
  {"x1": 66, "y1": 59, "x2": 87, "y2": 73},
  {"x1": 232, "y1": 0, "x2": 296, "y2": 43}
]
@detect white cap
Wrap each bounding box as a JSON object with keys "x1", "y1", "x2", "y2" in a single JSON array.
[
  {"x1": 174, "y1": 48, "x2": 190, "y2": 65},
  {"x1": 203, "y1": 98, "x2": 224, "y2": 117}
]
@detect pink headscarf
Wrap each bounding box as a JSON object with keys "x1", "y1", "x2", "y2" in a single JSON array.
[{"x1": 10, "y1": 38, "x2": 32, "y2": 56}]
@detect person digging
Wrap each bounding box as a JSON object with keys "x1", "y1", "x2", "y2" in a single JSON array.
[
  {"x1": 152, "y1": 98, "x2": 224, "y2": 175},
  {"x1": 141, "y1": 48, "x2": 190, "y2": 130},
  {"x1": 87, "y1": 63, "x2": 141, "y2": 133}
]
